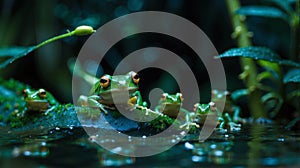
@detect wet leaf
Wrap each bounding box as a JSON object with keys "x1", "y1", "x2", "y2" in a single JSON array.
[
  {"x1": 284, "y1": 69, "x2": 300, "y2": 83},
  {"x1": 0, "y1": 46, "x2": 36, "y2": 68},
  {"x1": 218, "y1": 46, "x2": 300, "y2": 68},
  {"x1": 236, "y1": 6, "x2": 290, "y2": 22},
  {"x1": 262, "y1": 0, "x2": 293, "y2": 13}
]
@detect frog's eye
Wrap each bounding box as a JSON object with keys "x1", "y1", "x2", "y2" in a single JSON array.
[
  {"x1": 131, "y1": 72, "x2": 140, "y2": 84},
  {"x1": 209, "y1": 102, "x2": 216, "y2": 111},
  {"x1": 178, "y1": 93, "x2": 184, "y2": 101},
  {"x1": 161, "y1": 93, "x2": 167, "y2": 101},
  {"x1": 100, "y1": 75, "x2": 110, "y2": 88},
  {"x1": 23, "y1": 89, "x2": 28, "y2": 97},
  {"x1": 193, "y1": 103, "x2": 199, "y2": 112},
  {"x1": 38, "y1": 89, "x2": 47, "y2": 99}
]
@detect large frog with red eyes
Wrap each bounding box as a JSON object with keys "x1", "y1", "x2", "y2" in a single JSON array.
[{"x1": 77, "y1": 71, "x2": 147, "y2": 114}]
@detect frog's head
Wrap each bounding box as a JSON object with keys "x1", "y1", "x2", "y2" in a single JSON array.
[
  {"x1": 211, "y1": 90, "x2": 231, "y2": 101},
  {"x1": 23, "y1": 88, "x2": 57, "y2": 111},
  {"x1": 194, "y1": 102, "x2": 217, "y2": 114},
  {"x1": 158, "y1": 93, "x2": 183, "y2": 117},
  {"x1": 160, "y1": 93, "x2": 183, "y2": 105},
  {"x1": 92, "y1": 71, "x2": 140, "y2": 104}
]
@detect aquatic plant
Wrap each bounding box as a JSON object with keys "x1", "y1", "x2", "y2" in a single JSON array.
[{"x1": 222, "y1": 0, "x2": 300, "y2": 125}]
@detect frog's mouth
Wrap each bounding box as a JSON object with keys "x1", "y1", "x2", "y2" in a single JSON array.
[
  {"x1": 99, "y1": 87, "x2": 138, "y2": 105},
  {"x1": 26, "y1": 100, "x2": 49, "y2": 111}
]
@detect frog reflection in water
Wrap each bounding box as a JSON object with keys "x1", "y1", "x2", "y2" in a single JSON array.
[
  {"x1": 78, "y1": 71, "x2": 148, "y2": 114},
  {"x1": 155, "y1": 93, "x2": 199, "y2": 129},
  {"x1": 194, "y1": 102, "x2": 241, "y2": 131},
  {"x1": 22, "y1": 88, "x2": 58, "y2": 115},
  {"x1": 211, "y1": 90, "x2": 246, "y2": 124}
]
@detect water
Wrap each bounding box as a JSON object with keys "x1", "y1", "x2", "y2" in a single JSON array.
[{"x1": 1, "y1": 124, "x2": 300, "y2": 167}]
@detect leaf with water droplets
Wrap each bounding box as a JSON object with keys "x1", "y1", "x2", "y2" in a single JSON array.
[
  {"x1": 218, "y1": 46, "x2": 300, "y2": 68},
  {"x1": 0, "y1": 46, "x2": 36, "y2": 68},
  {"x1": 284, "y1": 69, "x2": 300, "y2": 83},
  {"x1": 236, "y1": 6, "x2": 290, "y2": 22}
]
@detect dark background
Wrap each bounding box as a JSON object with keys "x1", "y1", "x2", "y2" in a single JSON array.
[{"x1": 0, "y1": 0, "x2": 290, "y2": 106}]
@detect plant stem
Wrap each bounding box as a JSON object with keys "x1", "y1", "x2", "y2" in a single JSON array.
[
  {"x1": 225, "y1": 0, "x2": 266, "y2": 118},
  {"x1": 35, "y1": 31, "x2": 75, "y2": 50},
  {"x1": 290, "y1": 0, "x2": 300, "y2": 61},
  {"x1": 34, "y1": 25, "x2": 95, "y2": 50}
]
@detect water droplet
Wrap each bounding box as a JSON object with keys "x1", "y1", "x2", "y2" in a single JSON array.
[
  {"x1": 210, "y1": 144, "x2": 217, "y2": 149},
  {"x1": 191, "y1": 155, "x2": 205, "y2": 162},
  {"x1": 184, "y1": 142, "x2": 194, "y2": 150},
  {"x1": 213, "y1": 150, "x2": 223, "y2": 156},
  {"x1": 24, "y1": 151, "x2": 31, "y2": 156}
]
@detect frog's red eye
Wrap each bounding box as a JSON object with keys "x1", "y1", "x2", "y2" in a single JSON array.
[
  {"x1": 178, "y1": 93, "x2": 183, "y2": 101},
  {"x1": 100, "y1": 75, "x2": 110, "y2": 88},
  {"x1": 193, "y1": 103, "x2": 199, "y2": 112},
  {"x1": 209, "y1": 102, "x2": 216, "y2": 111},
  {"x1": 131, "y1": 72, "x2": 140, "y2": 84},
  {"x1": 23, "y1": 89, "x2": 28, "y2": 97},
  {"x1": 161, "y1": 93, "x2": 167, "y2": 101},
  {"x1": 38, "y1": 89, "x2": 47, "y2": 99}
]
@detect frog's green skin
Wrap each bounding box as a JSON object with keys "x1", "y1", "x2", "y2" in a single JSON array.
[
  {"x1": 78, "y1": 71, "x2": 147, "y2": 114},
  {"x1": 194, "y1": 102, "x2": 241, "y2": 131},
  {"x1": 23, "y1": 88, "x2": 59, "y2": 115},
  {"x1": 211, "y1": 90, "x2": 246, "y2": 123},
  {"x1": 155, "y1": 93, "x2": 199, "y2": 130}
]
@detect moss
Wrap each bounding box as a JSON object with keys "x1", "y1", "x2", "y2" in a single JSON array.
[{"x1": 0, "y1": 78, "x2": 29, "y2": 95}]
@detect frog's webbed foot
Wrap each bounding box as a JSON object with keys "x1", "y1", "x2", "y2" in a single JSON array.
[
  {"x1": 228, "y1": 122, "x2": 241, "y2": 131},
  {"x1": 180, "y1": 122, "x2": 200, "y2": 130},
  {"x1": 132, "y1": 104, "x2": 163, "y2": 116}
]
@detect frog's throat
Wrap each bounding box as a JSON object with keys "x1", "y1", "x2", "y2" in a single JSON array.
[
  {"x1": 26, "y1": 100, "x2": 49, "y2": 111},
  {"x1": 99, "y1": 87, "x2": 138, "y2": 105}
]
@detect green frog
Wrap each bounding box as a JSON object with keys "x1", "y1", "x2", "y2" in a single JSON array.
[
  {"x1": 194, "y1": 102, "x2": 241, "y2": 131},
  {"x1": 78, "y1": 71, "x2": 147, "y2": 114},
  {"x1": 22, "y1": 88, "x2": 58, "y2": 115},
  {"x1": 155, "y1": 93, "x2": 199, "y2": 129},
  {"x1": 211, "y1": 89, "x2": 246, "y2": 123}
]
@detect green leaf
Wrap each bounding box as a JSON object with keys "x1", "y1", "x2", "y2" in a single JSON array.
[
  {"x1": 218, "y1": 46, "x2": 300, "y2": 68},
  {"x1": 257, "y1": 71, "x2": 279, "y2": 83},
  {"x1": 0, "y1": 46, "x2": 36, "y2": 68},
  {"x1": 284, "y1": 69, "x2": 300, "y2": 83},
  {"x1": 236, "y1": 6, "x2": 290, "y2": 22},
  {"x1": 262, "y1": 0, "x2": 293, "y2": 13}
]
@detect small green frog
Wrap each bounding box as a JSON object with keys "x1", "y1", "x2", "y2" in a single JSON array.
[
  {"x1": 194, "y1": 102, "x2": 241, "y2": 131},
  {"x1": 22, "y1": 88, "x2": 58, "y2": 115},
  {"x1": 155, "y1": 93, "x2": 199, "y2": 129},
  {"x1": 78, "y1": 71, "x2": 147, "y2": 114},
  {"x1": 211, "y1": 90, "x2": 245, "y2": 123}
]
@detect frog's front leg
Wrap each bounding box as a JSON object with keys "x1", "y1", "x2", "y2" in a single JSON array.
[
  {"x1": 77, "y1": 95, "x2": 108, "y2": 114},
  {"x1": 232, "y1": 106, "x2": 246, "y2": 123},
  {"x1": 44, "y1": 105, "x2": 56, "y2": 116},
  {"x1": 223, "y1": 113, "x2": 241, "y2": 131},
  {"x1": 132, "y1": 91, "x2": 147, "y2": 107},
  {"x1": 179, "y1": 108, "x2": 199, "y2": 130}
]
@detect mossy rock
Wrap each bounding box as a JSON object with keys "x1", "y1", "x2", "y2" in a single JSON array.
[{"x1": 0, "y1": 78, "x2": 139, "y2": 133}]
